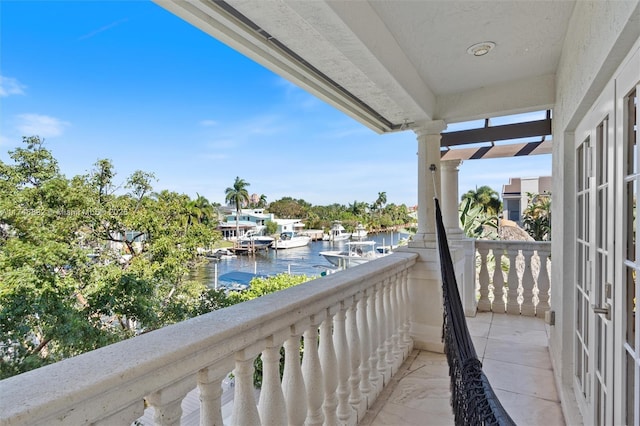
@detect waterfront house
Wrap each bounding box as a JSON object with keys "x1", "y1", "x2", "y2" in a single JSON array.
[
  {"x1": 501, "y1": 176, "x2": 552, "y2": 225},
  {"x1": 271, "y1": 218, "x2": 306, "y2": 234},
  {"x1": 2, "y1": 1, "x2": 639, "y2": 425},
  {"x1": 220, "y1": 208, "x2": 275, "y2": 238}
]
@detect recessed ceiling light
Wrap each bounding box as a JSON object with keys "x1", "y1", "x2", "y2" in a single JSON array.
[{"x1": 467, "y1": 42, "x2": 496, "y2": 57}]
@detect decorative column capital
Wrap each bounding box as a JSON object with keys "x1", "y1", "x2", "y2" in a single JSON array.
[
  {"x1": 440, "y1": 159, "x2": 463, "y2": 171},
  {"x1": 413, "y1": 120, "x2": 447, "y2": 137}
]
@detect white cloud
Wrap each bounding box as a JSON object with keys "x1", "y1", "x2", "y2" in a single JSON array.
[
  {"x1": 0, "y1": 76, "x2": 26, "y2": 97},
  {"x1": 200, "y1": 119, "x2": 218, "y2": 127},
  {"x1": 16, "y1": 114, "x2": 70, "y2": 138}
]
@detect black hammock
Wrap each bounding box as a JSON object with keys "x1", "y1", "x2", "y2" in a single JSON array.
[{"x1": 434, "y1": 197, "x2": 516, "y2": 426}]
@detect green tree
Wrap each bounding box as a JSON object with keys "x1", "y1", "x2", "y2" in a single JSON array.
[
  {"x1": 267, "y1": 197, "x2": 310, "y2": 219},
  {"x1": 224, "y1": 177, "x2": 250, "y2": 240},
  {"x1": 0, "y1": 137, "x2": 224, "y2": 378},
  {"x1": 522, "y1": 192, "x2": 551, "y2": 241},
  {"x1": 459, "y1": 197, "x2": 499, "y2": 239},
  {"x1": 461, "y1": 185, "x2": 502, "y2": 216}
]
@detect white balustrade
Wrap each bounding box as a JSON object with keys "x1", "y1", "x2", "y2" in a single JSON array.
[
  {"x1": 357, "y1": 289, "x2": 372, "y2": 404},
  {"x1": 0, "y1": 252, "x2": 418, "y2": 426},
  {"x1": 474, "y1": 241, "x2": 552, "y2": 317},
  {"x1": 302, "y1": 314, "x2": 325, "y2": 426},
  {"x1": 282, "y1": 330, "x2": 307, "y2": 426}
]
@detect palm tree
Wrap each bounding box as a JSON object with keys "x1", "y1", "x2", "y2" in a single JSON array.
[
  {"x1": 375, "y1": 191, "x2": 387, "y2": 210},
  {"x1": 225, "y1": 177, "x2": 250, "y2": 240},
  {"x1": 258, "y1": 194, "x2": 267, "y2": 208},
  {"x1": 461, "y1": 185, "x2": 502, "y2": 216}
]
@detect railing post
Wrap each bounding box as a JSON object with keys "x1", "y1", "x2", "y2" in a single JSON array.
[
  {"x1": 506, "y1": 249, "x2": 521, "y2": 315},
  {"x1": 320, "y1": 306, "x2": 339, "y2": 426},
  {"x1": 477, "y1": 246, "x2": 492, "y2": 311},
  {"x1": 283, "y1": 329, "x2": 307, "y2": 426},
  {"x1": 536, "y1": 246, "x2": 551, "y2": 316},
  {"x1": 198, "y1": 359, "x2": 233, "y2": 426},
  {"x1": 377, "y1": 278, "x2": 391, "y2": 382},
  {"x1": 400, "y1": 270, "x2": 413, "y2": 355},
  {"x1": 520, "y1": 248, "x2": 536, "y2": 316},
  {"x1": 146, "y1": 376, "x2": 195, "y2": 426},
  {"x1": 231, "y1": 351, "x2": 261, "y2": 425},
  {"x1": 258, "y1": 335, "x2": 288, "y2": 425},
  {"x1": 368, "y1": 282, "x2": 382, "y2": 398},
  {"x1": 302, "y1": 313, "x2": 325, "y2": 426},
  {"x1": 492, "y1": 247, "x2": 506, "y2": 313},
  {"x1": 334, "y1": 300, "x2": 354, "y2": 425},
  {"x1": 357, "y1": 288, "x2": 372, "y2": 405},
  {"x1": 347, "y1": 293, "x2": 365, "y2": 419},
  {"x1": 391, "y1": 273, "x2": 403, "y2": 368},
  {"x1": 383, "y1": 278, "x2": 394, "y2": 372}
]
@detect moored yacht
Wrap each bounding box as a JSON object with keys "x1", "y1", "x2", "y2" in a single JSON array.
[
  {"x1": 273, "y1": 231, "x2": 311, "y2": 249},
  {"x1": 325, "y1": 221, "x2": 351, "y2": 241},
  {"x1": 319, "y1": 240, "x2": 388, "y2": 268}
]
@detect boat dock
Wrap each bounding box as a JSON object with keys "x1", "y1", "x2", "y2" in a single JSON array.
[{"x1": 298, "y1": 229, "x2": 324, "y2": 241}]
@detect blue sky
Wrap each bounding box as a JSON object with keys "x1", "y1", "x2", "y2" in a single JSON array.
[{"x1": 0, "y1": 1, "x2": 551, "y2": 207}]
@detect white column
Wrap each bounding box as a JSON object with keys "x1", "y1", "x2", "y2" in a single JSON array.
[
  {"x1": 413, "y1": 120, "x2": 446, "y2": 244},
  {"x1": 440, "y1": 159, "x2": 463, "y2": 235},
  {"x1": 398, "y1": 120, "x2": 446, "y2": 353}
]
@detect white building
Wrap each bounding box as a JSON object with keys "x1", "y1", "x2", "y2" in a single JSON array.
[{"x1": 502, "y1": 176, "x2": 552, "y2": 224}]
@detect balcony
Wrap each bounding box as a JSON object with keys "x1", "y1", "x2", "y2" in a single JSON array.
[{"x1": 0, "y1": 241, "x2": 561, "y2": 425}]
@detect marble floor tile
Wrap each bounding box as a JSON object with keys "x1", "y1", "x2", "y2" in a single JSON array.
[
  {"x1": 494, "y1": 389, "x2": 565, "y2": 426},
  {"x1": 483, "y1": 338, "x2": 552, "y2": 369},
  {"x1": 482, "y1": 358, "x2": 559, "y2": 401},
  {"x1": 486, "y1": 323, "x2": 549, "y2": 347}
]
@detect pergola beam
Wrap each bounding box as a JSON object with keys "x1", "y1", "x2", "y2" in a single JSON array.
[{"x1": 440, "y1": 115, "x2": 551, "y2": 147}]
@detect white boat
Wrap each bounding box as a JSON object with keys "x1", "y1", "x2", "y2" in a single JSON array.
[
  {"x1": 206, "y1": 248, "x2": 237, "y2": 260},
  {"x1": 274, "y1": 231, "x2": 311, "y2": 249},
  {"x1": 237, "y1": 230, "x2": 274, "y2": 249},
  {"x1": 319, "y1": 240, "x2": 389, "y2": 268},
  {"x1": 326, "y1": 221, "x2": 351, "y2": 241},
  {"x1": 351, "y1": 223, "x2": 368, "y2": 240}
]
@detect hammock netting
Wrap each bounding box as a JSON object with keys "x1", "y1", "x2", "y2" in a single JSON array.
[{"x1": 434, "y1": 197, "x2": 516, "y2": 426}]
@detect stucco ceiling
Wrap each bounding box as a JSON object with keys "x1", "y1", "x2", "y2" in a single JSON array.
[{"x1": 155, "y1": 0, "x2": 576, "y2": 132}]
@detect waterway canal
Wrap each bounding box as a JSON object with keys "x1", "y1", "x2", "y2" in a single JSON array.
[{"x1": 192, "y1": 231, "x2": 410, "y2": 288}]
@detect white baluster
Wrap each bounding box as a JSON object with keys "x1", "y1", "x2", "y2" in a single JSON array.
[
  {"x1": 283, "y1": 333, "x2": 307, "y2": 426},
  {"x1": 400, "y1": 270, "x2": 412, "y2": 355},
  {"x1": 146, "y1": 376, "x2": 195, "y2": 426},
  {"x1": 477, "y1": 246, "x2": 491, "y2": 311},
  {"x1": 320, "y1": 306, "x2": 339, "y2": 426},
  {"x1": 536, "y1": 246, "x2": 551, "y2": 316},
  {"x1": 198, "y1": 359, "x2": 233, "y2": 426},
  {"x1": 383, "y1": 279, "x2": 394, "y2": 370},
  {"x1": 368, "y1": 282, "x2": 381, "y2": 397},
  {"x1": 258, "y1": 338, "x2": 287, "y2": 425},
  {"x1": 357, "y1": 289, "x2": 371, "y2": 405},
  {"x1": 492, "y1": 248, "x2": 506, "y2": 312},
  {"x1": 231, "y1": 352, "x2": 261, "y2": 426},
  {"x1": 377, "y1": 279, "x2": 390, "y2": 382},
  {"x1": 390, "y1": 273, "x2": 402, "y2": 368},
  {"x1": 346, "y1": 294, "x2": 363, "y2": 418},
  {"x1": 302, "y1": 313, "x2": 325, "y2": 426},
  {"x1": 334, "y1": 301, "x2": 353, "y2": 424},
  {"x1": 506, "y1": 249, "x2": 520, "y2": 315},
  {"x1": 520, "y1": 248, "x2": 536, "y2": 316}
]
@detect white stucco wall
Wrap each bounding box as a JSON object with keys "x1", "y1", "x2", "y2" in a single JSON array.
[{"x1": 550, "y1": 1, "x2": 639, "y2": 423}]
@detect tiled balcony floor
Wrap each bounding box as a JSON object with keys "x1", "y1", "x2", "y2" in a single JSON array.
[
  {"x1": 361, "y1": 312, "x2": 565, "y2": 426},
  {"x1": 139, "y1": 312, "x2": 564, "y2": 425}
]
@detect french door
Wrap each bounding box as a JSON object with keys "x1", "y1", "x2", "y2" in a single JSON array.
[
  {"x1": 575, "y1": 45, "x2": 639, "y2": 425},
  {"x1": 575, "y1": 78, "x2": 615, "y2": 425}
]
